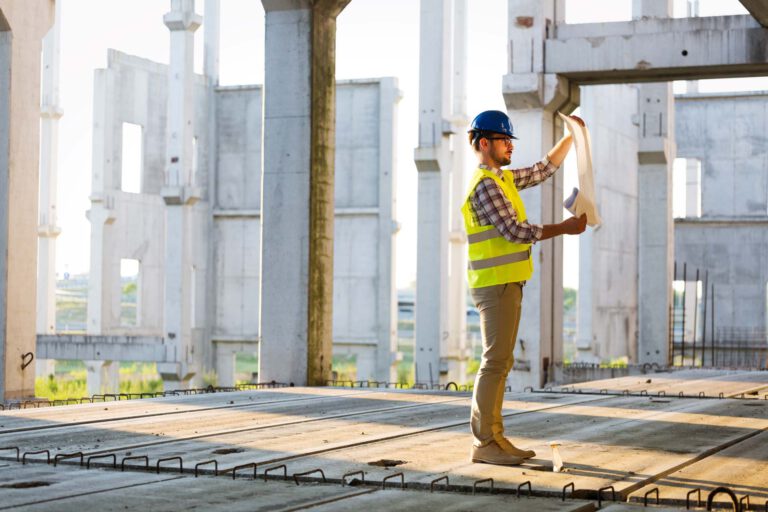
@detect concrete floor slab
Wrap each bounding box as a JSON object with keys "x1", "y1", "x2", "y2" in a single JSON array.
[
  {"x1": 278, "y1": 395, "x2": 768, "y2": 499},
  {"x1": 626, "y1": 425, "x2": 768, "y2": 508},
  {"x1": 0, "y1": 390, "x2": 467, "y2": 454},
  {"x1": 561, "y1": 370, "x2": 768, "y2": 398},
  {"x1": 0, "y1": 387, "x2": 370, "y2": 433}
]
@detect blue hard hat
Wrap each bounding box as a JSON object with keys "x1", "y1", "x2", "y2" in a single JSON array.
[{"x1": 468, "y1": 110, "x2": 518, "y2": 140}]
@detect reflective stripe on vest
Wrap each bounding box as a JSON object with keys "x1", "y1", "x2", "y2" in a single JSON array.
[{"x1": 462, "y1": 168, "x2": 534, "y2": 288}]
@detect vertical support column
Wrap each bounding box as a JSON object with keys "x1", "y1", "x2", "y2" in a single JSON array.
[
  {"x1": 0, "y1": 2, "x2": 55, "y2": 400},
  {"x1": 85, "y1": 360, "x2": 119, "y2": 396},
  {"x1": 260, "y1": 0, "x2": 350, "y2": 386},
  {"x1": 37, "y1": 0, "x2": 63, "y2": 336},
  {"x1": 159, "y1": 0, "x2": 202, "y2": 389},
  {"x1": 445, "y1": 0, "x2": 469, "y2": 384},
  {"x1": 86, "y1": 69, "x2": 117, "y2": 336},
  {"x1": 375, "y1": 77, "x2": 400, "y2": 382},
  {"x1": 414, "y1": 0, "x2": 453, "y2": 387},
  {"x1": 502, "y1": 0, "x2": 575, "y2": 388},
  {"x1": 204, "y1": 0, "x2": 220, "y2": 382},
  {"x1": 635, "y1": 0, "x2": 674, "y2": 366}
]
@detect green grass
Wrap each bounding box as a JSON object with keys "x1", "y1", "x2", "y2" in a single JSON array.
[{"x1": 34, "y1": 362, "x2": 163, "y2": 400}]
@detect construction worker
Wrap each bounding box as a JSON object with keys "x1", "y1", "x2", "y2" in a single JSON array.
[{"x1": 463, "y1": 110, "x2": 587, "y2": 466}]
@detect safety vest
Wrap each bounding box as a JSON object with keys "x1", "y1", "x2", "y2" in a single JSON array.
[{"x1": 461, "y1": 168, "x2": 534, "y2": 288}]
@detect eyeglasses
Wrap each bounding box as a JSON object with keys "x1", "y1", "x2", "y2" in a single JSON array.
[{"x1": 486, "y1": 136, "x2": 514, "y2": 146}]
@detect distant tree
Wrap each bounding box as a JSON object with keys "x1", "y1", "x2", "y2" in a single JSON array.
[{"x1": 563, "y1": 287, "x2": 577, "y2": 314}]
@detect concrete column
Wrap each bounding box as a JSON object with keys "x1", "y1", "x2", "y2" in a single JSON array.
[
  {"x1": 502, "y1": 0, "x2": 576, "y2": 388},
  {"x1": 37, "y1": 1, "x2": 63, "y2": 336},
  {"x1": 445, "y1": 0, "x2": 469, "y2": 385},
  {"x1": 214, "y1": 344, "x2": 236, "y2": 388},
  {"x1": 634, "y1": 0, "x2": 674, "y2": 366},
  {"x1": 414, "y1": 0, "x2": 455, "y2": 387},
  {"x1": 259, "y1": 0, "x2": 350, "y2": 386},
  {"x1": 374, "y1": 78, "x2": 400, "y2": 383},
  {"x1": 0, "y1": 1, "x2": 55, "y2": 400},
  {"x1": 85, "y1": 360, "x2": 120, "y2": 396},
  {"x1": 158, "y1": 0, "x2": 202, "y2": 389}
]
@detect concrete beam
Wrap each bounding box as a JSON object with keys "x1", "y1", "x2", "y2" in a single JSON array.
[
  {"x1": 547, "y1": 15, "x2": 768, "y2": 84},
  {"x1": 36, "y1": 334, "x2": 169, "y2": 362},
  {"x1": 740, "y1": 0, "x2": 768, "y2": 28}
]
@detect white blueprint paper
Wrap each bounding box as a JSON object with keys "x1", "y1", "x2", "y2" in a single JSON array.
[{"x1": 559, "y1": 112, "x2": 602, "y2": 227}]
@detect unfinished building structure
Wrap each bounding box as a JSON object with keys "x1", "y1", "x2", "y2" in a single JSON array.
[
  {"x1": 4, "y1": 0, "x2": 766, "y2": 401},
  {"x1": 35, "y1": 0, "x2": 399, "y2": 391}
]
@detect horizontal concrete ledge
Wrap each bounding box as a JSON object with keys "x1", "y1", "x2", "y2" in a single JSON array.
[
  {"x1": 213, "y1": 208, "x2": 379, "y2": 219},
  {"x1": 675, "y1": 216, "x2": 768, "y2": 225},
  {"x1": 333, "y1": 338, "x2": 379, "y2": 347},
  {"x1": 213, "y1": 209, "x2": 261, "y2": 218},
  {"x1": 676, "y1": 90, "x2": 768, "y2": 100},
  {"x1": 212, "y1": 335, "x2": 260, "y2": 344},
  {"x1": 544, "y1": 15, "x2": 768, "y2": 84},
  {"x1": 36, "y1": 334, "x2": 169, "y2": 362}
]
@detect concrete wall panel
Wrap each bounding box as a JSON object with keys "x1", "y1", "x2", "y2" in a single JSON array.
[{"x1": 578, "y1": 84, "x2": 639, "y2": 363}]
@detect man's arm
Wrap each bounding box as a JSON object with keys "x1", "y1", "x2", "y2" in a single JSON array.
[
  {"x1": 472, "y1": 178, "x2": 543, "y2": 244},
  {"x1": 540, "y1": 214, "x2": 587, "y2": 240}
]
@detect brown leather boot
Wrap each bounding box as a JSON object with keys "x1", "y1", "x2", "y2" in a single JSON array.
[
  {"x1": 494, "y1": 436, "x2": 536, "y2": 459},
  {"x1": 471, "y1": 441, "x2": 524, "y2": 466}
]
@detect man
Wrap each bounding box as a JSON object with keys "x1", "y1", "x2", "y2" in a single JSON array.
[{"x1": 463, "y1": 110, "x2": 587, "y2": 466}]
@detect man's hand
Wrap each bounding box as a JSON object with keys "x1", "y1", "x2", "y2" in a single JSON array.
[
  {"x1": 569, "y1": 114, "x2": 586, "y2": 127},
  {"x1": 562, "y1": 214, "x2": 587, "y2": 235}
]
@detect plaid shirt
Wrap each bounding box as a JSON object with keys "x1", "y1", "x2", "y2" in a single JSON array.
[{"x1": 468, "y1": 159, "x2": 558, "y2": 244}]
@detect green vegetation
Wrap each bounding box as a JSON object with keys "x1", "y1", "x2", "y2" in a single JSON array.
[{"x1": 34, "y1": 362, "x2": 163, "y2": 401}]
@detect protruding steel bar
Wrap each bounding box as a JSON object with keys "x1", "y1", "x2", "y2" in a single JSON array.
[
  {"x1": 429, "y1": 475, "x2": 448, "y2": 493},
  {"x1": 598, "y1": 485, "x2": 616, "y2": 508},
  {"x1": 121, "y1": 455, "x2": 149, "y2": 472},
  {"x1": 194, "y1": 460, "x2": 218, "y2": 477},
  {"x1": 87, "y1": 453, "x2": 116, "y2": 469},
  {"x1": 22, "y1": 450, "x2": 51, "y2": 465},
  {"x1": 264, "y1": 464, "x2": 288, "y2": 482},
  {"x1": 156, "y1": 456, "x2": 183, "y2": 474},
  {"x1": 644, "y1": 487, "x2": 659, "y2": 506},
  {"x1": 341, "y1": 470, "x2": 364, "y2": 486},
  {"x1": 562, "y1": 482, "x2": 575, "y2": 501},
  {"x1": 516, "y1": 481, "x2": 532, "y2": 497},
  {"x1": 472, "y1": 478, "x2": 493, "y2": 495},
  {"x1": 0, "y1": 447, "x2": 20, "y2": 462},
  {"x1": 381, "y1": 472, "x2": 404, "y2": 490},
  {"x1": 706, "y1": 486, "x2": 738, "y2": 511},
  {"x1": 54, "y1": 452, "x2": 83, "y2": 467},
  {"x1": 293, "y1": 469, "x2": 327, "y2": 486},
  {"x1": 231, "y1": 462, "x2": 257, "y2": 480},
  {"x1": 686, "y1": 488, "x2": 701, "y2": 509}
]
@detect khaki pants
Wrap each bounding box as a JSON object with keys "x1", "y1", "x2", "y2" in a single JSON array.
[{"x1": 469, "y1": 282, "x2": 523, "y2": 446}]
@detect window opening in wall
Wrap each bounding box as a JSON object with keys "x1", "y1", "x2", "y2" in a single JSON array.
[
  {"x1": 673, "y1": 158, "x2": 701, "y2": 218},
  {"x1": 120, "y1": 259, "x2": 140, "y2": 327},
  {"x1": 121, "y1": 122, "x2": 143, "y2": 193}
]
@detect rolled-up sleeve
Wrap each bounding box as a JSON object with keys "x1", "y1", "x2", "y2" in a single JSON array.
[{"x1": 505, "y1": 157, "x2": 559, "y2": 191}]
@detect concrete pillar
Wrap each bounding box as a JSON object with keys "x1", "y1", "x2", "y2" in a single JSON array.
[
  {"x1": 0, "y1": 1, "x2": 55, "y2": 400},
  {"x1": 259, "y1": 0, "x2": 350, "y2": 386},
  {"x1": 445, "y1": 0, "x2": 469, "y2": 385},
  {"x1": 85, "y1": 360, "x2": 120, "y2": 396},
  {"x1": 158, "y1": 0, "x2": 202, "y2": 389},
  {"x1": 502, "y1": 0, "x2": 576, "y2": 388},
  {"x1": 414, "y1": 0, "x2": 467, "y2": 386},
  {"x1": 214, "y1": 344, "x2": 236, "y2": 388},
  {"x1": 373, "y1": 78, "x2": 400, "y2": 383},
  {"x1": 37, "y1": 0, "x2": 63, "y2": 336},
  {"x1": 634, "y1": 0, "x2": 675, "y2": 366}
]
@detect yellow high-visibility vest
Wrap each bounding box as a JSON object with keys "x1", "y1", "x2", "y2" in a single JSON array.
[{"x1": 461, "y1": 168, "x2": 534, "y2": 288}]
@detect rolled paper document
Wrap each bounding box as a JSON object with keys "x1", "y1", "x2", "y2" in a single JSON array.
[{"x1": 558, "y1": 112, "x2": 602, "y2": 227}]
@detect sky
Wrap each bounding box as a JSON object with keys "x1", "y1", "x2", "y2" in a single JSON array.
[{"x1": 51, "y1": 0, "x2": 760, "y2": 289}]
